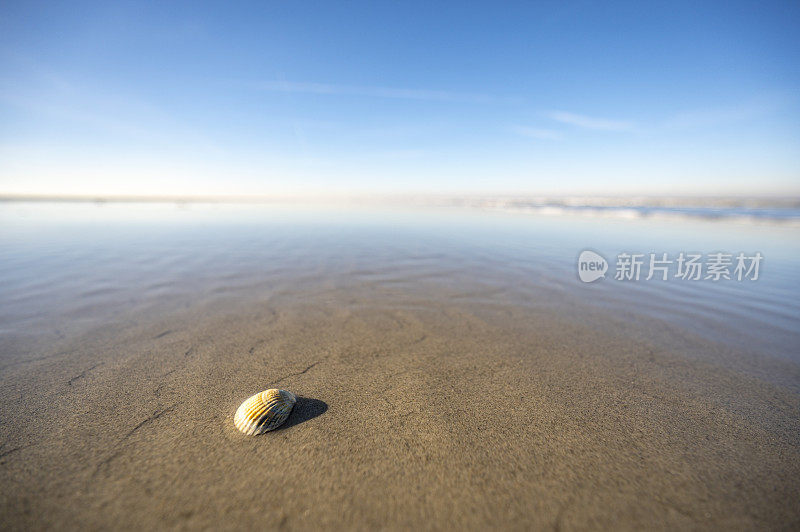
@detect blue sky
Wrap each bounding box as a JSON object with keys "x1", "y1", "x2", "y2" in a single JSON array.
[{"x1": 1, "y1": 1, "x2": 799, "y2": 196}]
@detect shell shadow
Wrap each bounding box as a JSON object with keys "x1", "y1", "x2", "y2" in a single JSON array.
[{"x1": 280, "y1": 397, "x2": 328, "y2": 430}]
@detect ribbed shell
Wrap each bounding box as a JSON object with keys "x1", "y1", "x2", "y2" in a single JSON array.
[{"x1": 234, "y1": 389, "x2": 297, "y2": 435}]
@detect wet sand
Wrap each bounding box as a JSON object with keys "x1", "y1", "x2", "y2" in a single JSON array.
[
  {"x1": 1, "y1": 283, "x2": 799, "y2": 530},
  {"x1": 1, "y1": 203, "x2": 799, "y2": 529}
]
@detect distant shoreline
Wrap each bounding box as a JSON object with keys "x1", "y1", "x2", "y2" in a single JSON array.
[{"x1": 3, "y1": 193, "x2": 799, "y2": 224}]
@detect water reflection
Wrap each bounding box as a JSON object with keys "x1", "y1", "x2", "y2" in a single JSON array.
[{"x1": 1, "y1": 201, "x2": 798, "y2": 360}]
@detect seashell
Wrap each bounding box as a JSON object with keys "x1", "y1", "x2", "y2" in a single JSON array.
[{"x1": 234, "y1": 389, "x2": 297, "y2": 435}]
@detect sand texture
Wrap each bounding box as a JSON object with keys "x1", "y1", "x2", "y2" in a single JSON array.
[{"x1": 1, "y1": 284, "x2": 799, "y2": 531}]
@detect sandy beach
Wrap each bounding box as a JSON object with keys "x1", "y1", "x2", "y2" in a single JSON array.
[
  {"x1": 2, "y1": 273, "x2": 800, "y2": 529},
  {"x1": 3, "y1": 0, "x2": 800, "y2": 527},
  {"x1": 1, "y1": 203, "x2": 799, "y2": 530}
]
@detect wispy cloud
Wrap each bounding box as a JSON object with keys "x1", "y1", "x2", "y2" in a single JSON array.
[
  {"x1": 368, "y1": 149, "x2": 427, "y2": 160},
  {"x1": 0, "y1": 76, "x2": 223, "y2": 155},
  {"x1": 663, "y1": 101, "x2": 774, "y2": 130},
  {"x1": 548, "y1": 110, "x2": 634, "y2": 131},
  {"x1": 254, "y1": 80, "x2": 506, "y2": 104},
  {"x1": 513, "y1": 126, "x2": 563, "y2": 140}
]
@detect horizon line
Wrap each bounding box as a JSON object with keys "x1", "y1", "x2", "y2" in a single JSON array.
[{"x1": 2, "y1": 192, "x2": 800, "y2": 205}]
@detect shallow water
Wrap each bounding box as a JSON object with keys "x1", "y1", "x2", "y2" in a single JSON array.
[
  {"x1": 2, "y1": 201, "x2": 799, "y2": 529},
  {"x1": 1, "y1": 201, "x2": 798, "y2": 364}
]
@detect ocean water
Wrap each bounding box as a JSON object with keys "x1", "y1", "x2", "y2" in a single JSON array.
[
  {"x1": 461, "y1": 196, "x2": 800, "y2": 224},
  {"x1": 1, "y1": 201, "x2": 798, "y2": 367}
]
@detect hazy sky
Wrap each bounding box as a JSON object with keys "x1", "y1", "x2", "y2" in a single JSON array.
[{"x1": 1, "y1": 1, "x2": 799, "y2": 196}]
